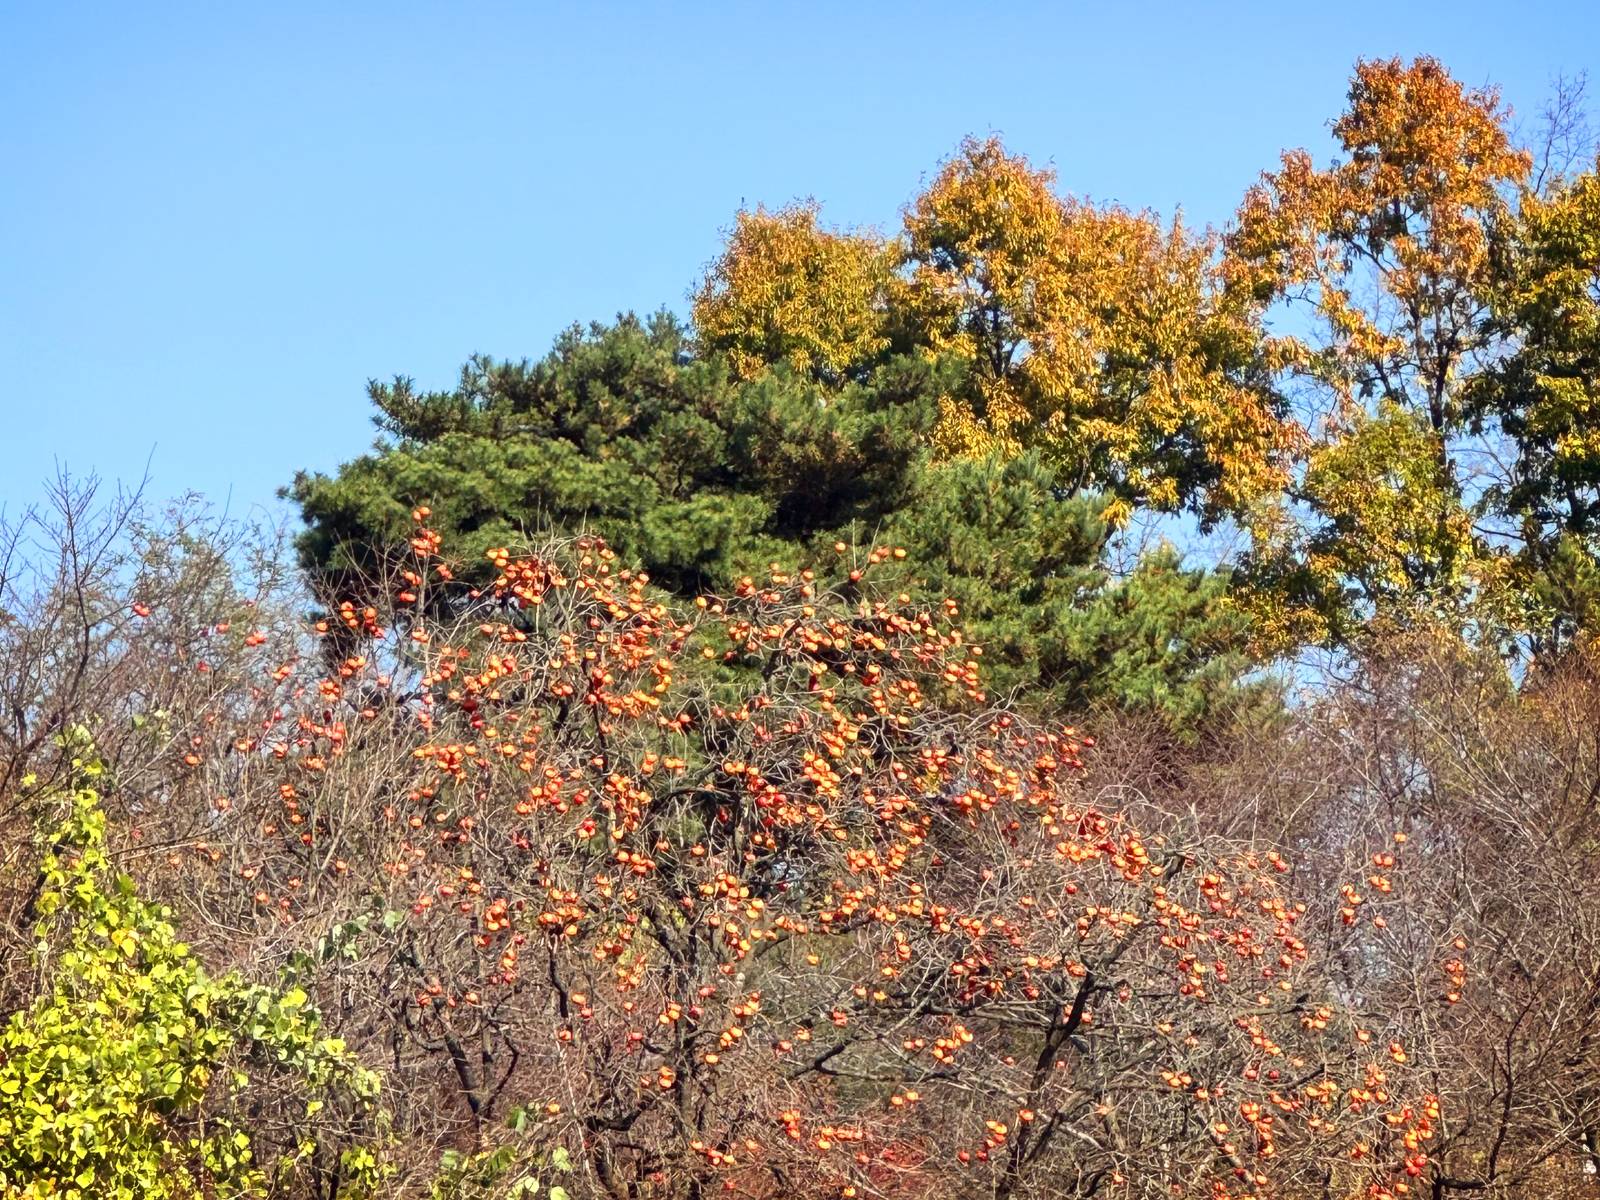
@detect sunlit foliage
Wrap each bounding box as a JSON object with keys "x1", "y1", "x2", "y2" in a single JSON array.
[{"x1": 693, "y1": 202, "x2": 897, "y2": 384}]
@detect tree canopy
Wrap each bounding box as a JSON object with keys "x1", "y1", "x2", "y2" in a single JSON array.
[
  {"x1": 294, "y1": 58, "x2": 1600, "y2": 723},
  {"x1": 12, "y1": 51, "x2": 1600, "y2": 1200}
]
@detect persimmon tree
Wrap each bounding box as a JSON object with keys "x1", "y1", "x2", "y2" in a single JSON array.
[
  {"x1": 1288, "y1": 629, "x2": 1600, "y2": 1198},
  {"x1": 137, "y1": 515, "x2": 1438, "y2": 1199},
  {"x1": 1074, "y1": 626, "x2": 1600, "y2": 1200}
]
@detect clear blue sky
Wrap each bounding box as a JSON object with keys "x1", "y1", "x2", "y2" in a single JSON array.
[{"x1": 3, "y1": 1, "x2": 1596, "y2": 520}]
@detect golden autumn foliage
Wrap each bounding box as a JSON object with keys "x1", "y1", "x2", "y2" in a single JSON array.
[
  {"x1": 694, "y1": 202, "x2": 897, "y2": 383},
  {"x1": 1467, "y1": 161, "x2": 1600, "y2": 648},
  {"x1": 680, "y1": 63, "x2": 1599, "y2": 655},
  {"x1": 691, "y1": 137, "x2": 1297, "y2": 527},
  {"x1": 903, "y1": 136, "x2": 1295, "y2": 523},
  {"x1": 1226, "y1": 55, "x2": 1530, "y2": 429},
  {"x1": 680, "y1": 63, "x2": 1600, "y2": 658},
  {"x1": 1223, "y1": 57, "x2": 1538, "y2": 651},
  {"x1": 899, "y1": 134, "x2": 1072, "y2": 423},
  {"x1": 1241, "y1": 404, "x2": 1487, "y2": 650}
]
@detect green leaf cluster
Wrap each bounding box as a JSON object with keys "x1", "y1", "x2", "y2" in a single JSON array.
[
  {"x1": 429, "y1": 1110, "x2": 573, "y2": 1200},
  {"x1": 0, "y1": 734, "x2": 387, "y2": 1200},
  {"x1": 1470, "y1": 163, "x2": 1600, "y2": 649}
]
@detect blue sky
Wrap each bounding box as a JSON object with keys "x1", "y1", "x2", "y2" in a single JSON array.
[{"x1": 3, "y1": 1, "x2": 1596, "y2": 520}]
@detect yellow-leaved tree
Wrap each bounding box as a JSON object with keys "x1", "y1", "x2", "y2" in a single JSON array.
[
  {"x1": 691, "y1": 138, "x2": 1296, "y2": 529},
  {"x1": 1224, "y1": 56, "x2": 1534, "y2": 649},
  {"x1": 692, "y1": 201, "x2": 897, "y2": 384},
  {"x1": 901, "y1": 136, "x2": 1294, "y2": 525}
]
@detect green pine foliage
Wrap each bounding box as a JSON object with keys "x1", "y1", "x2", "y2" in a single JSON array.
[
  {"x1": 885, "y1": 453, "x2": 1263, "y2": 728},
  {"x1": 288, "y1": 313, "x2": 938, "y2": 596},
  {"x1": 289, "y1": 316, "x2": 1264, "y2": 737}
]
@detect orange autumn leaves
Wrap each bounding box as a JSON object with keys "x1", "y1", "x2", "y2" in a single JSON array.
[
  {"x1": 1227, "y1": 55, "x2": 1530, "y2": 423},
  {"x1": 168, "y1": 512, "x2": 1443, "y2": 1199},
  {"x1": 902, "y1": 138, "x2": 1292, "y2": 524}
]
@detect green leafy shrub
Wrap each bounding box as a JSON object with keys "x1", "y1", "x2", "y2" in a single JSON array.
[
  {"x1": 0, "y1": 734, "x2": 388, "y2": 1200},
  {"x1": 429, "y1": 1110, "x2": 574, "y2": 1200}
]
